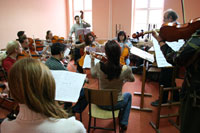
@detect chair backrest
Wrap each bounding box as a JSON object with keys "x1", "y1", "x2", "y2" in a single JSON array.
[
  {"x1": 84, "y1": 88, "x2": 118, "y2": 106},
  {"x1": 0, "y1": 66, "x2": 7, "y2": 81}
]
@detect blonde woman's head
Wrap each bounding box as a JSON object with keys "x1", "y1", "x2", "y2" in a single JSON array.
[
  {"x1": 8, "y1": 58, "x2": 68, "y2": 118},
  {"x1": 6, "y1": 41, "x2": 22, "y2": 55}
]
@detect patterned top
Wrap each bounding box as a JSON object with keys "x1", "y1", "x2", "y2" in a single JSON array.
[
  {"x1": 45, "y1": 56, "x2": 68, "y2": 71},
  {"x1": 160, "y1": 29, "x2": 200, "y2": 97}
]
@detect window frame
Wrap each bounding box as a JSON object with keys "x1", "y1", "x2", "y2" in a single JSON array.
[{"x1": 132, "y1": 0, "x2": 164, "y2": 35}]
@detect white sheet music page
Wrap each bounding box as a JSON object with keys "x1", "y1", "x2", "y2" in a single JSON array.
[
  {"x1": 64, "y1": 48, "x2": 70, "y2": 57},
  {"x1": 51, "y1": 70, "x2": 86, "y2": 102},
  {"x1": 152, "y1": 38, "x2": 172, "y2": 68},
  {"x1": 166, "y1": 39, "x2": 185, "y2": 51},
  {"x1": 130, "y1": 46, "x2": 154, "y2": 63},
  {"x1": 76, "y1": 28, "x2": 91, "y2": 36},
  {"x1": 83, "y1": 54, "x2": 100, "y2": 68}
]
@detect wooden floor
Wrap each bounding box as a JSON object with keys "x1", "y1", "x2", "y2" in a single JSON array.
[{"x1": 0, "y1": 61, "x2": 183, "y2": 133}]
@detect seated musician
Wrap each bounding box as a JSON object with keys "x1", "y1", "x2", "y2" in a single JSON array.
[
  {"x1": 1, "y1": 58, "x2": 86, "y2": 133},
  {"x1": 45, "y1": 43, "x2": 68, "y2": 70},
  {"x1": 16, "y1": 31, "x2": 27, "y2": 41},
  {"x1": 46, "y1": 30, "x2": 53, "y2": 43},
  {"x1": 90, "y1": 40, "x2": 135, "y2": 132},
  {"x1": 43, "y1": 30, "x2": 53, "y2": 55},
  {"x1": 73, "y1": 32, "x2": 100, "y2": 73},
  {"x1": 18, "y1": 36, "x2": 41, "y2": 60},
  {"x1": 2, "y1": 41, "x2": 22, "y2": 73},
  {"x1": 45, "y1": 43, "x2": 88, "y2": 115},
  {"x1": 115, "y1": 31, "x2": 132, "y2": 65}
]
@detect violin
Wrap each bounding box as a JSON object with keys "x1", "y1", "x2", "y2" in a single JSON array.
[
  {"x1": 132, "y1": 30, "x2": 159, "y2": 39},
  {"x1": 52, "y1": 35, "x2": 68, "y2": 44},
  {"x1": 132, "y1": 17, "x2": 200, "y2": 42},
  {"x1": 159, "y1": 17, "x2": 200, "y2": 42}
]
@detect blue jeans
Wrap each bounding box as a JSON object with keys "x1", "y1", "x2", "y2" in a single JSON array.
[
  {"x1": 72, "y1": 88, "x2": 88, "y2": 113},
  {"x1": 99, "y1": 92, "x2": 132, "y2": 126}
]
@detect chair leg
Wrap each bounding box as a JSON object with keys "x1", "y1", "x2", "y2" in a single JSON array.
[
  {"x1": 79, "y1": 112, "x2": 82, "y2": 122},
  {"x1": 113, "y1": 117, "x2": 116, "y2": 132},
  {"x1": 88, "y1": 116, "x2": 91, "y2": 133},
  {"x1": 94, "y1": 118, "x2": 96, "y2": 127}
]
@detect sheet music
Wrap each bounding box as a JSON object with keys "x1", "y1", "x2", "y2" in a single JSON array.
[
  {"x1": 83, "y1": 54, "x2": 100, "y2": 68},
  {"x1": 51, "y1": 70, "x2": 86, "y2": 102},
  {"x1": 166, "y1": 39, "x2": 185, "y2": 51},
  {"x1": 130, "y1": 46, "x2": 154, "y2": 63},
  {"x1": 64, "y1": 48, "x2": 70, "y2": 57},
  {"x1": 76, "y1": 28, "x2": 91, "y2": 36},
  {"x1": 152, "y1": 38, "x2": 172, "y2": 68}
]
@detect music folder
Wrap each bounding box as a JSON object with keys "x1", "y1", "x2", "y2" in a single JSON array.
[{"x1": 130, "y1": 46, "x2": 154, "y2": 63}]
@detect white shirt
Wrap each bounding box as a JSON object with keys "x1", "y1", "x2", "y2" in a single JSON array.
[{"x1": 1, "y1": 104, "x2": 86, "y2": 133}]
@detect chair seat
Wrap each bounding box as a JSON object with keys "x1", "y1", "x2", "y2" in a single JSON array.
[{"x1": 91, "y1": 104, "x2": 119, "y2": 119}]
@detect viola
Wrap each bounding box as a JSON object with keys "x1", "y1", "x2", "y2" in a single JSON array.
[
  {"x1": 28, "y1": 38, "x2": 35, "y2": 51},
  {"x1": 35, "y1": 39, "x2": 45, "y2": 51},
  {"x1": 159, "y1": 17, "x2": 200, "y2": 42},
  {"x1": 92, "y1": 52, "x2": 107, "y2": 63},
  {"x1": 52, "y1": 35, "x2": 68, "y2": 44},
  {"x1": 52, "y1": 35, "x2": 59, "y2": 43},
  {"x1": 58, "y1": 37, "x2": 65, "y2": 43}
]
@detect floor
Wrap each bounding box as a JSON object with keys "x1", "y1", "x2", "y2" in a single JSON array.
[{"x1": 0, "y1": 61, "x2": 182, "y2": 133}]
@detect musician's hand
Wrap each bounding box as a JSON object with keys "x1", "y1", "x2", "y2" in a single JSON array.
[
  {"x1": 82, "y1": 19, "x2": 89, "y2": 24},
  {"x1": 69, "y1": 36, "x2": 72, "y2": 42},
  {"x1": 81, "y1": 19, "x2": 86, "y2": 23},
  {"x1": 0, "y1": 93, "x2": 8, "y2": 98},
  {"x1": 124, "y1": 44, "x2": 129, "y2": 48},
  {"x1": 90, "y1": 52, "x2": 95, "y2": 61},
  {"x1": 152, "y1": 30, "x2": 163, "y2": 42},
  {"x1": 71, "y1": 43, "x2": 76, "y2": 48}
]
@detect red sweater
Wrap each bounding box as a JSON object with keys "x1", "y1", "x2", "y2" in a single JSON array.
[{"x1": 2, "y1": 57, "x2": 16, "y2": 73}]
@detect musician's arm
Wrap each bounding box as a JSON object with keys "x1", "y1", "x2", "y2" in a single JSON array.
[
  {"x1": 90, "y1": 56, "x2": 98, "y2": 78},
  {"x1": 159, "y1": 39, "x2": 196, "y2": 67},
  {"x1": 73, "y1": 42, "x2": 86, "y2": 49},
  {"x1": 68, "y1": 25, "x2": 75, "y2": 39},
  {"x1": 82, "y1": 20, "x2": 91, "y2": 27}
]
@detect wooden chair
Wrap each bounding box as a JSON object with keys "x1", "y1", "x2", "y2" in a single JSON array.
[
  {"x1": 84, "y1": 88, "x2": 120, "y2": 133},
  {"x1": 150, "y1": 85, "x2": 181, "y2": 133}
]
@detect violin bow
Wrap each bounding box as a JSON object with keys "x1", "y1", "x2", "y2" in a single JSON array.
[
  {"x1": 181, "y1": 0, "x2": 186, "y2": 24},
  {"x1": 32, "y1": 35, "x2": 37, "y2": 51}
]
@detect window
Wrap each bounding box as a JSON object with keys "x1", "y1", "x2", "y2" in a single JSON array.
[
  {"x1": 69, "y1": 0, "x2": 92, "y2": 30},
  {"x1": 132, "y1": 0, "x2": 164, "y2": 36}
]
